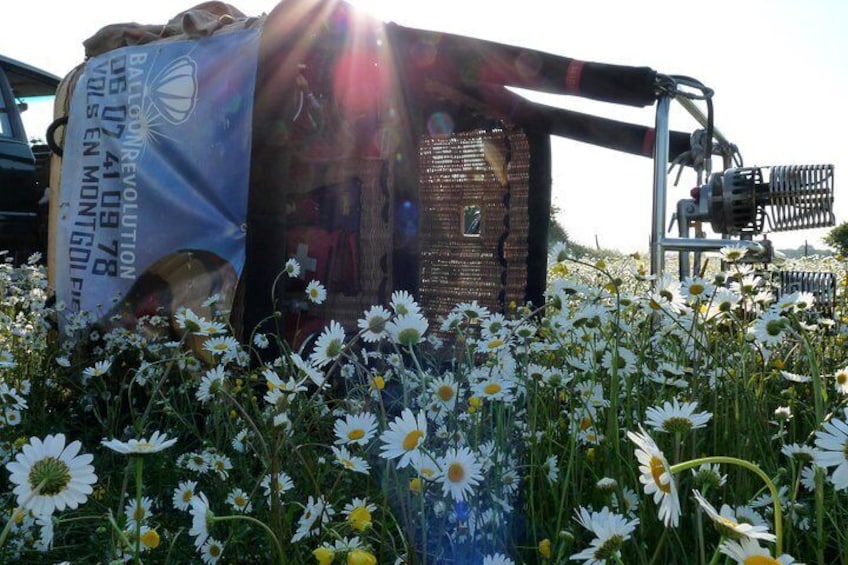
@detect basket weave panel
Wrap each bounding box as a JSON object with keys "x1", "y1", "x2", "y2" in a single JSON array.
[{"x1": 418, "y1": 127, "x2": 530, "y2": 321}]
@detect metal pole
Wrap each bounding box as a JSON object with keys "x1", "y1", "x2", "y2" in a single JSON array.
[{"x1": 650, "y1": 96, "x2": 671, "y2": 277}]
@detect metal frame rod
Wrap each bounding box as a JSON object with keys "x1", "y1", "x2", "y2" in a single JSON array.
[
  {"x1": 660, "y1": 237, "x2": 764, "y2": 253},
  {"x1": 674, "y1": 94, "x2": 730, "y2": 147},
  {"x1": 650, "y1": 95, "x2": 671, "y2": 277}
]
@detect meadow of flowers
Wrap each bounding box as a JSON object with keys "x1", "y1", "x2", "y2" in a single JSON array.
[{"x1": 0, "y1": 245, "x2": 847, "y2": 564}]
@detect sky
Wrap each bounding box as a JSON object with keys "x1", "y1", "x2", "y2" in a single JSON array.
[{"x1": 4, "y1": 0, "x2": 846, "y2": 253}]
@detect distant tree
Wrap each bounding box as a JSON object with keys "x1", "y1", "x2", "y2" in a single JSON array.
[
  {"x1": 548, "y1": 204, "x2": 593, "y2": 258},
  {"x1": 823, "y1": 222, "x2": 848, "y2": 255}
]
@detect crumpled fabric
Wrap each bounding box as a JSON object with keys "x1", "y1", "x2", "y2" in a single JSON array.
[{"x1": 83, "y1": 1, "x2": 252, "y2": 59}]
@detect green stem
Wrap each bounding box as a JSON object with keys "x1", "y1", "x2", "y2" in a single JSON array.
[
  {"x1": 134, "y1": 456, "x2": 143, "y2": 565},
  {"x1": 671, "y1": 456, "x2": 783, "y2": 555},
  {"x1": 0, "y1": 478, "x2": 48, "y2": 550},
  {"x1": 212, "y1": 514, "x2": 286, "y2": 565}
]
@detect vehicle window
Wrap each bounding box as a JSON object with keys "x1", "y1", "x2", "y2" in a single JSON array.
[
  {"x1": 0, "y1": 93, "x2": 10, "y2": 138},
  {"x1": 0, "y1": 113, "x2": 10, "y2": 138}
]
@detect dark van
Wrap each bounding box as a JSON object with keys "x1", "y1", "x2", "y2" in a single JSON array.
[{"x1": 0, "y1": 54, "x2": 59, "y2": 260}]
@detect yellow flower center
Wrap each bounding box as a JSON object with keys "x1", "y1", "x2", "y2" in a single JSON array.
[
  {"x1": 347, "y1": 429, "x2": 366, "y2": 441},
  {"x1": 409, "y1": 477, "x2": 422, "y2": 493},
  {"x1": 744, "y1": 557, "x2": 780, "y2": 565},
  {"x1": 437, "y1": 385, "x2": 455, "y2": 402},
  {"x1": 402, "y1": 429, "x2": 424, "y2": 451},
  {"x1": 483, "y1": 383, "x2": 502, "y2": 395},
  {"x1": 838, "y1": 373, "x2": 848, "y2": 385},
  {"x1": 649, "y1": 455, "x2": 671, "y2": 493},
  {"x1": 134, "y1": 505, "x2": 146, "y2": 521},
  {"x1": 182, "y1": 490, "x2": 193, "y2": 503},
  {"x1": 209, "y1": 543, "x2": 222, "y2": 557},
  {"x1": 689, "y1": 283, "x2": 704, "y2": 295},
  {"x1": 447, "y1": 462, "x2": 465, "y2": 483},
  {"x1": 140, "y1": 529, "x2": 160, "y2": 549},
  {"x1": 28, "y1": 456, "x2": 71, "y2": 496},
  {"x1": 487, "y1": 339, "x2": 504, "y2": 349},
  {"x1": 348, "y1": 506, "x2": 372, "y2": 531}
]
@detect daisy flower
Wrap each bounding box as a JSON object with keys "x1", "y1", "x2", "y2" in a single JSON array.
[
  {"x1": 644, "y1": 397, "x2": 712, "y2": 434},
  {"x1": 357, "y1": 305, "x2": 392, "y2": 342},
  {"x1": 429, "y1": 374, "x2": 459, "y2": 412},
  {"x1": 102, "y1": 430, "x2": 177, "y2": 455},
  {"x1": 719, "y1": 537, "x2": 800, "y2": 564},
  {"x1": 202, "y1": 335, "x2": 240, "y2": 356},
  {"x1": 379, "y1": 409, "x2": 428, "y2": 469},
  {"x1": 305, "y1": 280, "x2": 327, "y2": 304},
  {"x1": 692, "y1": 490, "x2": 775, "y2": 541},
  {"x1": 751, "y1": 310, "x2": 789, "y2": 347},
  {"x1": 82, "y1": 359, "x2": 112, "y2": 382},
  {"x1": 6, "y1": 433, "x2": 97, "y2": 516},
  {"x1": 261, "y1": 472, "x2": 295, "y2": 505},
  {"x1": 199, "y1": 537, "x2": 225, "y2": 564},
  {"x1": 173, "y1": 480, "x2": 198, "y2": 511},
  {"x1": 196, "y1": 366, "x2": 228, "y2": 404},
  {"x1": 473, "y1": 375, "x2": 514, "y2": 402},
  {"x1": 210, "y1": 452, "x2": 233, "y2": 480},
  {"x1": 627, "y1": 425, "x2": 681, "y2": 527},
  {"x1": 813, "y1": 417, "x2": 848, "y2": 490},
  {"x1": 331, "y1": 446, "x2": 371, "y2": 475},
  {"x1": 284, "y1": 258, "x2": 301, "y2": 278},
  {"x1": 334, "y1": 412, "x2": 378, "y2": 446},
  {"x1": 291, "y1": 495, "x2": 334, "y2": 542},
  {"x1": 720, "y1": 244, "x2": 748, "y2": 262},
  {"x1": 385, "y1": 313, "x2": 428, "y2": 347},
  {"x1": 125, "y1": 496, "x2": 154, "y2": 529},
  {"x1": 833, "y1": 366, "x2": 848, "y2": 395},
  {"x1": 390, "y1": 290, "x2": 421, "y2": 316},
  {"x1": 309, "y1": 321, "x2": 346, "y2": 368},
  {"x1": 225, "y1": 488, "x2": 253, "y2": 513},
  {"x1": 175, "y1": 308, "x2": 205, "y2": 332},
  {"x1": 189, "y1": 492, "x2": 213, "y2": 548},
  {"x1": 541, "y1": 454, "x2": 560, "y2": 485},
  {"x1": 570, "y1": 505, "x2": 639, "y2": 565},
  {"x1": 549, "y1": 241, "x2": 569, "y2": 263},
  {"x1": 482, "y1": 553, "x2": 515, "y2": 565},
  {"x1": 645, "y1": 273, "x2": 687, "y2": 314},
  {"x1": 438, "y1": 446, "x2": 484, "y2": 502}
]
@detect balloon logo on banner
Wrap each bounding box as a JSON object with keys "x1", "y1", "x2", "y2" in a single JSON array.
[{"x1": 149, "y1": 56, "x2": 198, "y2": 125}]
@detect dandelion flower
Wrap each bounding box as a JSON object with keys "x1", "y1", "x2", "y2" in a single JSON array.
[
  {"x1": 348, "y1": 548, "x2": 377, "y2": 565},
  {"x1": 644, "y1": 398, "x2": 712, "y2": 434},
  {"x1": 344, "y1": 498, "x2": 377, "y2": 532},
  {"x1": 813, "y1": 417, "x2": 848, "y2": 490},
  {"x1": 6, "y1": 433, "x2": 97, "y2": 516},
  {"x1": 306, "y1": 280, "x2": 327, "y2": 304},
  {"x1": 102, "y1": 431, "x2": 177, "y2": 455},
  {"x1": 719, "y1": 537, "x2": 800, "y2": 564},
  {"x1": 379, "y1": 408, "x2": 427, "y2": 469},
  {"x1": 334, "y1": 412, "x2": 378, "y2": 446},
  {"x1": 438, "y1": 446, "x2": 484, "y2": 502},
  {"x1": 627, "y1": 425, "x2": 680, "y2": 527},
  {"x1": 692, "y1": 490, "x2": 776, "y2": 541},
  {"x1": 570, "y1": 506, "x2": 639, "y2": 564}
]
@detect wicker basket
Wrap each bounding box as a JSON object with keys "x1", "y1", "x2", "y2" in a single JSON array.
[{"x1": 418, "y1": 126, "x2": 530, "y2": 323}]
